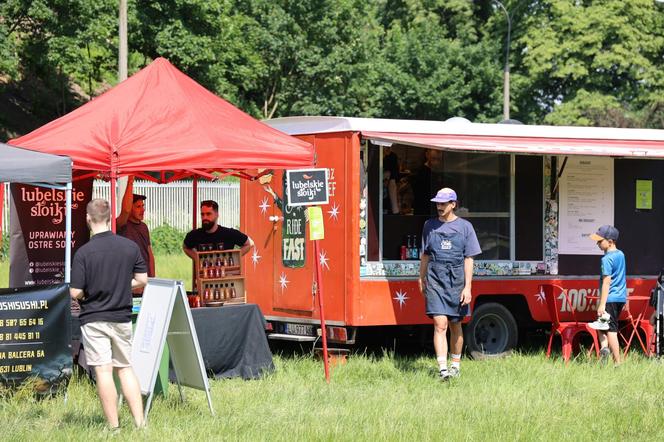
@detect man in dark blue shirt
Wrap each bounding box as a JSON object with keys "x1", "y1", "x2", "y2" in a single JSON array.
[{"x1": 419, "y1": 188, "x2": 481, "y2": 380}]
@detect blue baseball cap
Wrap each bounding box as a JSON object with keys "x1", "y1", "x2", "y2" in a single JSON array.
[
  {"x1": 590, "y1": 225, "x2": 619, "y2": 242},
  {"x1": 430, "y1": 187, "x2": 457, "y2": 203}
]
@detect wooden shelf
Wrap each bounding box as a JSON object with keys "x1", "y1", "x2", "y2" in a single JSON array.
[{"x1": 194, "y1": 249, "x2": 245, "y2": 306}]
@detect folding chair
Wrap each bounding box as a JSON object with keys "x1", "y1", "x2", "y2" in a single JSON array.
[
  {"x1": 619, "y1": 296, "x2": 655, "y2": 357},
  {"x1": 540, "y1": 284, "x2": 600, "y2": 362}
]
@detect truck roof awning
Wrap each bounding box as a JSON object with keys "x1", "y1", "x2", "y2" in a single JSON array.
[{"x1": 362, "y1": 131, "x2": 664, "y2": 158}]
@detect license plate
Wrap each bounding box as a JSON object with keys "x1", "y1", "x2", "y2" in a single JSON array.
[{"x1": 285, "y1": 323, "x2": 315, "y2": 336}]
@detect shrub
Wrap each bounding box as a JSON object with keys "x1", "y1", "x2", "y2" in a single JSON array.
[
  {"x1": 1, "y1": 232, "x2": 8, "y2": 261},
  {"x1": 150, "y1": 224, "x2": 186, "y2": 255}
]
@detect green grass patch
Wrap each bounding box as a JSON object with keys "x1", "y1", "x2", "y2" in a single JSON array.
[
  {"x1": 2, "y1": 353, "x2": 664, "y2": 440},
  {"x1": 0, "y1": 254, "x2": 192, "y2": 290}
]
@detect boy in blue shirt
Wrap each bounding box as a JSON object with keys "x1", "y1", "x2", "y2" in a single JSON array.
[{"x1": 589, "y1": 225, "x2": 626, "y2": 364}]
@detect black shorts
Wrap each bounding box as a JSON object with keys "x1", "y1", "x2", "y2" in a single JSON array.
[{"x1": 605, "y1": 302, "x2": 625, "y2": 332}]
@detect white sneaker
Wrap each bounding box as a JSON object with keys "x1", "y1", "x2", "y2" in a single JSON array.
[
  {"x1": 589, "y1": 312, "x2": 611, "y2": 331},
  {"x1": 448, "y1": 366, "x2": 460, "y2": 378}
]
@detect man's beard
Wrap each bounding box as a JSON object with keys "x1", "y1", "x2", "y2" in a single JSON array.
[{"x1": 202, "y1": 220, "x2": 215, "y2": 231}]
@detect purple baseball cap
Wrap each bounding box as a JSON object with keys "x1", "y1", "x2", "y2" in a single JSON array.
[
  {"x1": 589, "y1": 225, "x2": 619, "y2": 242},
  {"x1": 430, "y1": 187, "x2": 457, "y2": 203}
]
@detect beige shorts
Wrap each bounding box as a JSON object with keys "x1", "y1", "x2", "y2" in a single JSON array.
[{"x1": 81, "y1": 321, "x2": 133, "y2": 367}]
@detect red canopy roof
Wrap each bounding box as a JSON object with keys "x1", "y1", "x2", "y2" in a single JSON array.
[{"x1": 10, "y1": 58, "x2": 314, "y2": 176}]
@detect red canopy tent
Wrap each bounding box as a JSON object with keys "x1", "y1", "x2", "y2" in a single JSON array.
[{"x1": 10, "y1": 57, "x2": 315, "y2": 230}]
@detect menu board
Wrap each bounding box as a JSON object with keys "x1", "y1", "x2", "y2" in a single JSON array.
[
  {"x1": 0, "y1": 284, "x2": 71, "y2": 393},
  {"x1": 559, "y1": 156, "x2": 613, "y2": 255}
]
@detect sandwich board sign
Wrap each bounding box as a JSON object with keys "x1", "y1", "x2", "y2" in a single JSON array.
[
  {"x1": 131, "y1": 278, "x2": 213, "y2": 420},
  {"x1": 285, "y1": 168, "x2": 329, "y2": 206}
]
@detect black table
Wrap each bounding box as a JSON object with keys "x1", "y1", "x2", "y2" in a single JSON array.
[
  {"x1": 190, "y1": 303, "x2": 274, "y2": 379},
  {"x1": 71, "y1": 303, "x2": 274, "y2": 380}
]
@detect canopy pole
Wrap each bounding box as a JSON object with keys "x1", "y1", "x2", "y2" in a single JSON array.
[
  {"x1": 110, "y1": 175, "x2": 117, "y2": 233},
  {"x1": 192, "y1": 176, "x2": 198, "y2": 230},
  {"x1": 64, "y1": 182, "x2": 72, "y2": 283},
  {"x1": 192, "y1": 176, "x2": 199, "y2": 293}
]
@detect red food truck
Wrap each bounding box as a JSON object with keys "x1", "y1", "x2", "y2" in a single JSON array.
[{"x1": 241, "y1": 116, "x2": 664, "y2": 355}]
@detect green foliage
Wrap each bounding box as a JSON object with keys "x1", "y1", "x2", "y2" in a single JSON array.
[
  {"x1": 2, "y1": 0, "x2": 664, "y2": 133},
  {"x1": 150, "y1": 224, "x2": 185, "y2": 255},
  {"x1": 0, "y1": 232, "x2": 8, "y2": 261},
  {"x1": 513, "y1": 0, "x2": 664, "y2": 125}
]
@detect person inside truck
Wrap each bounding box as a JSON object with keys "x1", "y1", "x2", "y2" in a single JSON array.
[
  {"x1": 383, "y1": 147, "x2": 400, "y2": 214},
  {"x1": 588, "y1": 225, "x2": 626, "y2": 365},
  {"x1": 412, "y1": 149, "x2": 444, "y2": 215},
  {"x1": 183, "y1": 200, "x2": 254, "y2": 258},
  {"x1": 419, "y1": 187, "x2": 481, "y2": 380}
]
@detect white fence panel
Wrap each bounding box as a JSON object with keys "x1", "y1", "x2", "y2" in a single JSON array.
[{"x1": 1, "y1": 181, "x2": 240, "y2": 235}]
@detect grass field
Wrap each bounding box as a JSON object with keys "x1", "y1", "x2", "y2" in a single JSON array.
[
  {"x1": 2, "y1": 352, "x2": 664, "y2": 441},
  {"x1": 3, "y1": 256, "x2": 664, "y2": 440}
]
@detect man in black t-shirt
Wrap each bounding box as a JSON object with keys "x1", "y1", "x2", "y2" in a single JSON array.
[
  {"x1": 183, "y1": 200, "x2": 254, "y2": 259},
  {"x1": 70, "y1": 199, "x2": 147, "y2": 429}
]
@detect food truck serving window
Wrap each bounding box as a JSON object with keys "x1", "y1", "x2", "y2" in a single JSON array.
[{"x1": 365, "y1": 142, "x2": 512, "y2": 261}]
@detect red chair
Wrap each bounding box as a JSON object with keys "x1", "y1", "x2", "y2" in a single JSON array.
[
  {"x1": 619, "y1": 297, "x2": 655, "y2": 357},
  {"x1": 540, "y1": 284, "x2": 600, "y2": 362}
]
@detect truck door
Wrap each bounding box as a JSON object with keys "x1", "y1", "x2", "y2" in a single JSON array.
[{"x1": 267, "y1": 172, "x2": 316, "y2": 313}]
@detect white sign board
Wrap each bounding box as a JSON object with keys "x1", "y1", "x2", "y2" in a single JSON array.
[
  {"x1": 558, "y1": 156, "x2": 614, "y2": 255},
  {"x1": 132, "y1": 278, "x2": 213, "y2": 420}
]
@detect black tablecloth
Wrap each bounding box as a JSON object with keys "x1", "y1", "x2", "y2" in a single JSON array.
[
  {"x1": 190, "y1": 304, "x2": 274, "y2": 379},
  {"x1": 71, "y1": 303, "x2": 274, "y2": 380}
]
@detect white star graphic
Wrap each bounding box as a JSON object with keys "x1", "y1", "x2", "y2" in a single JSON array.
[
  {"x1": 251, "y1": 250, "x2": 261, "y2": 269},
  {"x1": 319, "y1": 250, "x2": 330, "y2": 270},
  {"x1": 279, "y1": 272, "x2": 289, "y2": 292},
  {"x1": 259, "y1": 197, "x2": 270, "y2": 215},
  {"x1": 327, "y1": 202, "x2": 340, "y2": 221},
  {"x1": 393, "y1": 290, "x2": 409, "y2": 308},
  {"x1": 535, "y1": 289, "x2": 546, "y2": 304}
]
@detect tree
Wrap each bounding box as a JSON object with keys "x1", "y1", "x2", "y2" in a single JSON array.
[{"x1": 512, "y1": 0, "x2": 664, "y2": 126}]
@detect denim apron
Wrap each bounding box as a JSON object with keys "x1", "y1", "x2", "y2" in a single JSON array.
[{"x1": 425, "y1": 228, "x2": 468, "y2": 318}]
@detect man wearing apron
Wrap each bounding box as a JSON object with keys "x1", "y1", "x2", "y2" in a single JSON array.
[{"x1": 419, "y1": 188, "x2": 481, "y2": 380}]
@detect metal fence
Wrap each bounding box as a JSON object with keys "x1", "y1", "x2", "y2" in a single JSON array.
[{"x1": 1, "y1": 180, "x2": 240, "y2": 234}]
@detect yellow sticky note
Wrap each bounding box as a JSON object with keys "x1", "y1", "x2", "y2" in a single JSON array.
[
  {"x1": 307, "y1": 207, "x2": 325, "y2": 240},
  {"x1": 636, "y1": 179, "x2": 652, "y2": 210}
]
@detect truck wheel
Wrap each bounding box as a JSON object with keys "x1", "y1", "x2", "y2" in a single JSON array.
[{"x1": 465, "y1": 303, "x2": 518, "y2": 356}]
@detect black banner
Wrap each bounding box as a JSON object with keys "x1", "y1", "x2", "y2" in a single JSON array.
[
  {"x1": 0, "y1": 283, "x2": 72, "y2": 393},
  {"x1": 285, "y1": 168, "x2": 329, "y2": 206},
  {"x1": 9, "y1": 179, "x2": 93, "y2": 287}
]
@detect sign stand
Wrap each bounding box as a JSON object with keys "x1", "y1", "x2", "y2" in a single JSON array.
[
  {"x1": 285, "y1": 168, "x2": 331, "y2": 383},
  {"x1": 312, "y1": 237, "x2": 330, "y2": 383},
  {"x1": 131, "y1": 278, "x2": 213, "y2": 421}
]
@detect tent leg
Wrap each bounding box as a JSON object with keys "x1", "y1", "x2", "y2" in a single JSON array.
[
  {"x1": 110, "y1": 176, "x2": 117, "y2": 233},
  {"x1": 192, "y1": 176, "x2": 198, "y2": 230},
  {"x1": 64, "y1": 182, "x2": 72, "y2": 283}
]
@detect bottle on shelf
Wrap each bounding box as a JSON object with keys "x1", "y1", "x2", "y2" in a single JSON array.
[
  {"x1": 213, "y1": 285, "x2": 220, "y2": 301},
  {"x1": 412, "y1": 235, "x2": 419, "y2": 259},
  {"x1": 215, "y1": 255, "x2": 222, "y2": 278},
  {"x1": 203, "y1": 286, "x2": 210, "y2": 302},
  {"x1": 400, "y1": 236, "x2": 408, "y2": 260},
  {"x1": 228, "y1": 254, "x2": 234, "y2": 267},
  {"x1": 230, "y1": 283, "x2": 237, "y2": 299}
]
